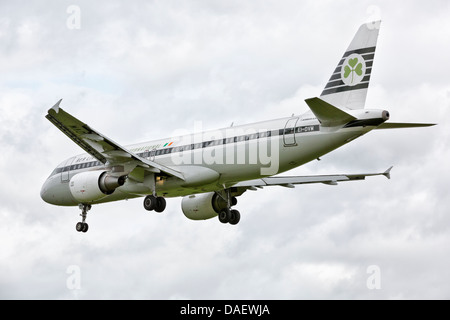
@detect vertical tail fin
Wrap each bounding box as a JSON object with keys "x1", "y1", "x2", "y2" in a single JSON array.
[{"x1": 320, "y1": 21, "x2": 381, "y2": 110}]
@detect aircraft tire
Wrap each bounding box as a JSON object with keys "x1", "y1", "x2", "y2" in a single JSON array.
[
  {"x1": 155, "y1": 197, "x2": 166, "y2": 213},
  {"x1": 143, "y1": 195, "x2": 156, "y2": 211},
  {"x1": 218, "y1": 209, "x2": 230, "y2": 223},
  {"x1": 229, "y1": 209, "x2": 240, "y2": 225},
  {"x1": 76, "y1": 222, "x2": 84, "y2": 232},
  {"x1": 76, "y1": 222, "x2": 89, "y2": 233}
]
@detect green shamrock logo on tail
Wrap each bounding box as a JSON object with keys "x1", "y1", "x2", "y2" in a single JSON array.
[
  {"x1": 344, "y1": 57, "x2": 363, "y2": 84},
  {"x1": 341, "y1": 53, "x2": 366, "y2": 86}
]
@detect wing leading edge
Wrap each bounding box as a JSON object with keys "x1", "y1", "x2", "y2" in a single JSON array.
[{"x1": 46, "y1": 99, "x2": 185, "y2": 180}]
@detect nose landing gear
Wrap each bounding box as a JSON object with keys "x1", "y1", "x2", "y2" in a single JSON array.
[{"x1": 76, "y1": 204, "x2": 91, "y2": 233}]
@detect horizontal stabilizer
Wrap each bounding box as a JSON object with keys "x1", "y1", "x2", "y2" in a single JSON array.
[
  {"x1": 305, "y1": 97, "x2": 356, "y2": 127},
  {"x1": 376, "y1": 122, "x2": 436, "y2": 129}
]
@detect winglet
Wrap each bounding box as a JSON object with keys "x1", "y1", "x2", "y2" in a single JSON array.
[
  {"x1": 383, "y1": 166, "x2": 393, "y2": 180},
  {"x1": 50, "y1": 99, "x2": 63, "y2": 114}
]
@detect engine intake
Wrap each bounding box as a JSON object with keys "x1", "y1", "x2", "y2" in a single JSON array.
[{"x1": 69, "y1": 170, "x2": 126, "y2": 203}]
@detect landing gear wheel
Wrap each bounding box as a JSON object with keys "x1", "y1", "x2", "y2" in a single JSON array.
[
  {"x1": 76, "y1": 222, "x2": 89, "y2": 232},
  {"x1": 229, "y1": 209, "x2": 240, "y2": 225},
  {"x1": 144, "y1": 195, "x2": 157, "y2": 211},
  {"x1": 218, "y1": 209, "x2": 230, "y2": 224},
  {"x1": 82, "y1": 223, "x2": 89, "y2": 232},
  {"x1": 144, "y1": 195, "x2": 166, "y2": 213},
  {"x1": 154, "y1": 197, "x2": 166, "y2": 213},
  {"x1": 76, "y1": 222, "x2": 84, "y2": 232}
]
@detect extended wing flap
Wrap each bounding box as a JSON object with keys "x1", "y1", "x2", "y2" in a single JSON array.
[{"x1": 46, "y1": 99, "x2": 185, "y2": 180}]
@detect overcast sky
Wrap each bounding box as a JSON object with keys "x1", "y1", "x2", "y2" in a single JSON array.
[{"x1": 1, "y1": 0, "x2": 449, "y2": 300}]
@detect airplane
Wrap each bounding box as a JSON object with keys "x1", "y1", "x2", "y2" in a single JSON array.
[{"x1": 40, "y1": 21, "x2": 435, "y2": 232}]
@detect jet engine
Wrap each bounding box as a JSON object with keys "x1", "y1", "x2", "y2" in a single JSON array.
[
  {"x1": 69, "y1": 170, "x2": 126, "y2": 203},
  {"x1": 181, "y1": 192, "x2": 229, "y2": 220}
]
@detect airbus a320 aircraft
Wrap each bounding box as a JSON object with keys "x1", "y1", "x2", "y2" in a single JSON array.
[{"x1": 41, "y1": 21, "x2": 435, "y2": 232}]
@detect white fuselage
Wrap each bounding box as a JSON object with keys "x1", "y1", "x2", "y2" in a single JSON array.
[{"x1": 40, "y1": 111, "x2": 374, "y2": 206}]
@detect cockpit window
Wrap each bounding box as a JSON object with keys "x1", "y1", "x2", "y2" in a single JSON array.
[{"x1": 49, "y1": 167, "x2": 63, "y2": 178}]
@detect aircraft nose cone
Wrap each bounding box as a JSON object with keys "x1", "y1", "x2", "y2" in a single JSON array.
[
  {"x1": 40, "y1": 181, "x2": 50, "y2": 203},
  {"x1": 40, "y1": 178, "x2": 57, "y2": 205},
  {"x1": 40, "y1": 176, "x2": 78, "y2": 206}
]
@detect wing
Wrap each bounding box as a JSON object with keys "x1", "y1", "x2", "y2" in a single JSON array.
[
  {"x1": 45, "y1": 99, "x2": 185, "y2": 180},
  {"x1": 232, "y1": 167, "x2": 392, "y2": 189}
]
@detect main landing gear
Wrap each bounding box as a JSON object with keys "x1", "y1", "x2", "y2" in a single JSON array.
[
  {"x1": 76, "y1": 204, "x2": 91, "y2": 233},
  {"x1": 218, "y1": 208, "x2": 241, "y2": 225},
  {"x1": 143, "y1": 195, "x2": 166, "y2": 213},
  {"x1": 217, "y1": 189, "x2": 240, "y2": 225}
]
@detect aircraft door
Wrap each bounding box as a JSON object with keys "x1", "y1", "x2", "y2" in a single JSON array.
[
  {"x1": 283, "y1": 117, "x2": 299, "y2": 146},
  {"x1": 61, "y1": 157, "x2": 75, "y2": 182},
  {"x1": 149, "y1": 148, "x2": 156, "y2": 161}
]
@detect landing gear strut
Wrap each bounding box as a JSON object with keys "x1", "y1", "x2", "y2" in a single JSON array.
[
  {"x1": 217, "y1": 189, "x2": 241, "y2": 225},
  {"x1": 143, "y1": 195, "x2": 166, "y2": 213},
  {"x1": 76, "y1": 204, "x2": 91, "y2": 233}
]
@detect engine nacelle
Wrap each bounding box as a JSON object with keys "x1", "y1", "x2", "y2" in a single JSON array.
[
  {"x1": 69, "y1": 170, "x2": 126, "y2": 203},
  {"x1": 181, "y1": 192, "x2": 228, "y2": 220}
]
